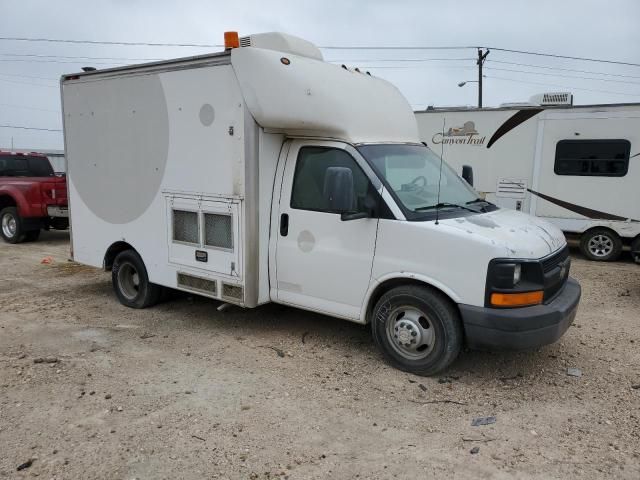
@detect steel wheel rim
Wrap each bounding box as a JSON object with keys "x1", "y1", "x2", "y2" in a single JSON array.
[
  {"x1": 1, "y1": 213, "x2": 17, "y2": 238},
  {"x1": 117, "y1": 262, "x2": 141, "y2": 300},
  {"x1": 588, "y1": 234, "x2": 613, "y2": 257},
  {"x1": 386, "y1": 305, "x2": 436, "y2": 360}
]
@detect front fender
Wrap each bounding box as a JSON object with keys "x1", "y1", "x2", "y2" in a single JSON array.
[{"x1": 359, "y1": 272, "x2": 463, "y2": 323}]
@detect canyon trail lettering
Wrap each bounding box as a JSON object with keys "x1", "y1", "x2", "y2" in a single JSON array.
[{"x1": 432, "y1": 120, "x2": 486, "y2": 146}]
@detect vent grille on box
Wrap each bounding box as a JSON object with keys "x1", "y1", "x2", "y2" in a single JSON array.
[
  {"x1": 543, "y1": 93, "x2": 570, "y2": 104},
  {"x1": 222, "y1": 283, "x2": 243, "y2": 301},
  {"x1": 173, "y1": 210, "x2": 199, "y2": 244},
  {"x1": 496, "y1": 178, "x2": 526, "y2": 199},
  {"x1": 177, "y1": 272, "x2": 217, "y2": 296},
  {"x1": 204, "y1": 213, "x2": 233, "y2": 250},
  {"x1": 239, "y1": 36, "x2": 252, "y2": 47}
]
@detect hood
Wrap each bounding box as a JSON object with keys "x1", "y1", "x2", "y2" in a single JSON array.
[{"x1": 439, "y1": 208, "x2": 566, "y2": 259}]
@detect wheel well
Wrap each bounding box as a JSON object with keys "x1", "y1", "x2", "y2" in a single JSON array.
[
  {"x1": 581, "y1": 226, "x2": 621, "y2": 241},
  {"x1": 365, "y1": 277, "x2": 458, "y2": 324},
  {"x1": 0, "y1": 195, "x2": 17, "y2": 210},
  {"x1": 104, "y1": 241, "x2": 136, "y2": 271}
]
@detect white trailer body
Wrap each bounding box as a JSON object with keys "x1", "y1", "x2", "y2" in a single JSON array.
[
  {"x1": 62, "y1": 33, "x2": 580, "y2": 376},
  {"x1": 415, "y1": 103, "x2": 640, "y2": 261}
]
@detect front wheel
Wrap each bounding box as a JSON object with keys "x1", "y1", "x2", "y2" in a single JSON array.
[
  {"x1": 1, "y1": 207, "x2": 24, "y2": 244},
  {"x1": 580, "y1": 228, "x2": 622, "y2": 261},
  {"x1": 371, "y1": 285, "x2": 463, "y2": 376},
  {"x1": 112, "y1": 250, "x2": 161, "y2": 308}
]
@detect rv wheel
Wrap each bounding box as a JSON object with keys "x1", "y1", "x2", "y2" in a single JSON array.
[
  {"x1": 112, "y1": 250, "x2": 162, "y2": 308},
  {"x1": 631, "y1": 237, "x2": 640, "y2": 264},
  {"x1": 0, "y1": 207, "x2": 25, "y2": 244},
  {"x1": 580, "y1": 229, "x2": 622, "y2": 262},
  {"x1": 371, "y1": 285, "x2": 462, "y2": 376}
]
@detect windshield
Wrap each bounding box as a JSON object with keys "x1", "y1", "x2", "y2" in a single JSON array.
[{"x1": 358, "y1": 144, "x2": 478, "y2": 213}]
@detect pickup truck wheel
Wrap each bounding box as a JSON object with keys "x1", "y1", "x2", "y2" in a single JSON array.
[
  {"x1": 0, "y1": 207, "x2": 24, "y2": 244},
  {"x1": 24, "y1": 230, "x2": 41, "y2": 242},
  {"x1": 371, "y1": 285, "x2": 462, "y2": 376},
  {"x1": 112, "y1": 250, "x2": 161, "y2": 308},
  {"x1": 580, "y1": 228, "x2": 622, "y2": 262}
]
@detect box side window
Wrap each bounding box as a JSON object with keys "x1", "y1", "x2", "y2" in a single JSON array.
[
  {"x1": 554, "y1": 139, "x2": 630, "y2": 177},
  {"x1": 172, "y1": 210, "x2": 199, "y2": 244},
  {"x1": 204, "y1": 213, "x2": 233, "y2": 250}
]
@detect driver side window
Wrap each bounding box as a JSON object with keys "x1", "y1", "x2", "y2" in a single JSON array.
[{"x1": 291, "y1": 147, "x2": 371, "y2": 213}]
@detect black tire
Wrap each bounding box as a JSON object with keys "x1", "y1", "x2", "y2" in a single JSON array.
[
  {"x1": 0, "y1": 207, "x2": 25, "y2": 244},
  {"x1": 579, "y1": 228, "x2": 622, "y2": 262},
  {"x1": 24, "y1": 230, "x2": 41, "y2": 242},
  {"x1": 50, "y1": 217, "x2": 69, "y2": 230},
  {"x1": 371, "y1": 285, "x2": 463, "y2": 376},
  {"x1": 631, "y1": 237, "x2": 640, "y2": 264},
  {"x1": 112, "y1": 250, "x2": 161, "y2": 308}
]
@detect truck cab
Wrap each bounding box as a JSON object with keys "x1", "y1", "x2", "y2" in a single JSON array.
[{"x1": 61, "y1": 32, "x2": 581, "y2": 375}]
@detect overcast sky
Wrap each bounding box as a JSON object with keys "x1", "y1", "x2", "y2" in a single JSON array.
[{"x1": 1, "y1": 0, "x2": 639, "y2": 150}]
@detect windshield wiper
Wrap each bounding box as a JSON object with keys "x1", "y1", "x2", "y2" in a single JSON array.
[{"x1": 414, "y1": 202, "x2": 480, "y2": 213}]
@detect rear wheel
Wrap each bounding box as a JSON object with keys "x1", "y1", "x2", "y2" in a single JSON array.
[
  {"x1": 112, "y1": 250, "x2": 161, "y2": 308},
  {"x1": 371, "y1": 285, "x2": 463, "y2": 376},
  {"x1": 580, "y1": 228, "x2": 622, "y2": 262},
  {"x1": 0, "y1": 207, "x2": 24, "y2": 244},
  {"x1": 631, "y1": 237, "x2": 640, "y2": 264}
]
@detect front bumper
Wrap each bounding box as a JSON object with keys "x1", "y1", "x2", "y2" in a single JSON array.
[{"x1": 459, "y1": 277, "x2": 581, "y2": 350}]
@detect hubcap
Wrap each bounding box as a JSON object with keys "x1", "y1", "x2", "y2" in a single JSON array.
[
  {"x1": 117, "y1": 262, "x2": 141, "y2": 300},
  {"x1": 1, "y1": 213, "x2": 17, "y2": 238},
  {"x1": 588, "y1": 234, "x2": 613, "y2": 257},
  {"x1": 386, "y1": 306, "x2": 436, "y2": 360}
]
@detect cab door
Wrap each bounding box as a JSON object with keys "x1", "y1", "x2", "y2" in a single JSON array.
[{"x1": 274, "y1": 140, "x2": 380, "y2": 320}]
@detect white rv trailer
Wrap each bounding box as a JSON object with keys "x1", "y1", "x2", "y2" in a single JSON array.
[
  {"x1": 415, "y1": 97, "x2": 640, "y2": 262},
  {"x1": 61, "y1": 32, "x2": 580, "y2": 375}
]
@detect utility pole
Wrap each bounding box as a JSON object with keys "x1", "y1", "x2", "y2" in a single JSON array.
[{"x1": 477, "y1": 48, "x2": 490, "y2": 108}]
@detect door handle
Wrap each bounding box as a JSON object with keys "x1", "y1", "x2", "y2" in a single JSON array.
[{"x1": 280, "y1": 213, "x2": 289, "y2": 236}]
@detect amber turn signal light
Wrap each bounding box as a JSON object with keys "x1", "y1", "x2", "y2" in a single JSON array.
[
  {"x1": 224, "y1": 31, "x2": 240, "y2": 49},
  {"x1": 490, "y1": 291, "x2": 543, "y2": 307}
]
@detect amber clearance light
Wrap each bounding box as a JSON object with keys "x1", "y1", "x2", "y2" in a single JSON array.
[
  {"x1": 224, "y1": 31, "x2": 240, "y2": 49},
  {"x1": 490, "y1": 291, "x2": 543, "y2": 307}
]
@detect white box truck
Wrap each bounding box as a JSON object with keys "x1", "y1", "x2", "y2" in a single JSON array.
[
  {"x1": 415, "y1": 96, "x2": 640, "y2": 262},
  {"x1": 61, "y1": 32, "x2": 580, "y2": 375}
]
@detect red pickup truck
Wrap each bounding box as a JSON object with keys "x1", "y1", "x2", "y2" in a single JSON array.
[{"x1": 0, "y1": 151, "x2": 68, "y2": 243}]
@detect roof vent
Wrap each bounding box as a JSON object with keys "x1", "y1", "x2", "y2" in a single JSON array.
[
  {"x1": 236, "y1": 32, "x2": 323, "y2": 61},
  {"x1": 529, "y1": 92, "x2": 573, "y2": 106}
]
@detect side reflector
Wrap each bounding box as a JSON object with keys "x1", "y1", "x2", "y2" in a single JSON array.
[
  {"x1": 224, "y1": 31, "x2": 240, "y2": 49},
  {"x1": 491, "y1": 291, "x2": 543, "y2": 307}
]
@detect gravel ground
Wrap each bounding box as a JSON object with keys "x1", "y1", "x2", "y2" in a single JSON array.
[{"x1": 1, "y1": 230, "x2": 639, "y2": 479}]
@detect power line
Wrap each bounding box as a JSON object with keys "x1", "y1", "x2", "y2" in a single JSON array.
[
  {"x1": 485, "y1": 66, "x2": 640, "y2": 86},
  {"x1": 0, "y1": 77, "x2": 58, "y2": 88},
  {"x1": 487, "y1": 60, "x2": 640, "y2": 80},
  {"x1": 0, "y1": 36, "x2": 221, "y2": 48},
  {"x1": 485, "y1": 75, "x2": 640, "y2": 97},
  {"x1": 0, "y1": 52, "x2": 163, "y2": 62},
  {"x1": 0, "y1": 72, "x2": 59, "y2": 81},
  {"x1": 0, "y1": 58, "x2": 123, "y2": 66},
  {"x1": 0, "y1": 124, "x2": 61, "y2": 132},
  {"x1": 326, "y1": 57, "x2": 475, "y2": 63},
  {"x1": 0, "y1": 103, "x2": 60, "y2": 113},
  {"x1": 486, "y1": 47, "x2": 640, "y2": 68}
]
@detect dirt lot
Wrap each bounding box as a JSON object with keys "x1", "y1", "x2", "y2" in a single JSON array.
[{"x1": 1, "y1": 231, "x2": 639, "y2": 480}]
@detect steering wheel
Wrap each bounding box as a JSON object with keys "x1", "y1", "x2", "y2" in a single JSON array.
[{"x1": 410, "y1": 176, "x2": 428, "y2": 188}]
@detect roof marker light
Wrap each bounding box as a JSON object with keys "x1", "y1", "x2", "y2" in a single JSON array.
[{"x1": 224, "y1": 31, "x2": 240, "y2": 49}]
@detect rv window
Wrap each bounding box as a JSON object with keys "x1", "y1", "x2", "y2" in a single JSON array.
[
  {"x1": 291, "y1": 147, "x2": 372, "y2": 213},
  {"x1": 172, "y1": 210, "x2": 199, "y2": 245},
  {"x1": 554, "y1": 140, "x2": 630, "y2": 177},
  {"x1": 204, "y1": 213, "x2": 233, "y2": 250}
]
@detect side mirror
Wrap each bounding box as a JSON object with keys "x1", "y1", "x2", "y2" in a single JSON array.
[
  {"x1": 462, "y1": 165, "x2": 474, "y2": 187},
  {"x1": 324, "y1": 166, "x2": 355, "y2": 213}
]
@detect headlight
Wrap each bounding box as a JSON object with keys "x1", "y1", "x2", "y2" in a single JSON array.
[
  {"x1": 513, "y1": 264, "x2": 521, "y2": 285},
  {"x1": 486, "y1": 260, "x2": 544, "y2": 308}
]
